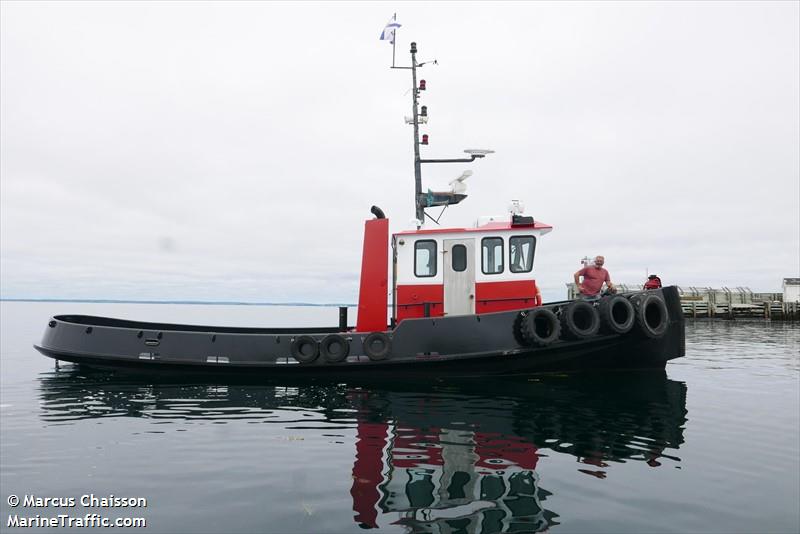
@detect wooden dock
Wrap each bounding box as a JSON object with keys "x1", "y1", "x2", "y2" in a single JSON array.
[
  {"x1": 679, "y1": 299, "x2": 798, "y2": 320},
  {"x1": 565, "y1": 284, "x2": 799, "y2": 320},
  {"x1": 675, "y1": 286, "x2": 798, "y2": 320}
]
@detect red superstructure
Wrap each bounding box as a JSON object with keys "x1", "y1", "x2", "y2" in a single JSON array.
[
  {"x1": 393, "y1": 217, "x2": 552, "y2": 322},
  {"x1": 355, "y1": 212, "x2": 553, "y2": 329}
]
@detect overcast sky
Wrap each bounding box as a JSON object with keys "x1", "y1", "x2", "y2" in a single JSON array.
[{"x1": 1, "y1": 1, "x2": 798, "y2": 303}]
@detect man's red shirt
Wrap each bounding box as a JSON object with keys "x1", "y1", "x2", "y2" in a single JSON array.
[{"x1": 578, "y1": 266, "x2": 610, "y2": 296}]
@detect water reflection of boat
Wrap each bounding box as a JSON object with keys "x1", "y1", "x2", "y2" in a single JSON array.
[
  {"x1": 38, "y1": 369, "x2": 687, "y2": 532},
  {"x1": 344, "y1": 374, "x2": 686, "y2": 532}
]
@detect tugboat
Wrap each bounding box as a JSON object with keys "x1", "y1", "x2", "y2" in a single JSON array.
[{"x1": 34, "y1": 41, "x2": 685, "y2": 377}]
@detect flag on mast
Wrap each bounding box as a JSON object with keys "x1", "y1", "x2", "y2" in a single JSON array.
[{"x1": 379, "y1": 14, "x2": 401, "y2": 44}]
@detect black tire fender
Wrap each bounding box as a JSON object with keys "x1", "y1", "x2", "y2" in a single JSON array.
[
  {"x1": 363, "y1": 332, "x2": 391, "y2": 361},
  {"x1": 320, "y1": 334, "x2": 350, "y2": 363},
  {"x1": 560, "y1": 301, "x2": 601, "y2": 340},
  {"x1": 633, "y1": 293, "x2": 670, "y2": 339},
  {"x1": 290, "y1": 335, "x2": 319, "y2": 364},
  {"x1": 598, "y1": 295, "x2": 635, "y2": 335},
  {"x1": 519, "y1": 308, "x2": 561, "y2": 347}
]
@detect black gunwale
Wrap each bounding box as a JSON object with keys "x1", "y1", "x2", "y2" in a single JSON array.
[{"x1": 52, "y1": 315, "x2": 344, "y2": 334}]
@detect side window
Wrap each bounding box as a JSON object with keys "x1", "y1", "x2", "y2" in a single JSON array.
[
  {"x1": 481, "y1": 237, "x2": 504, "y2": 275},
  {"x1": 414, "y1": 240, "x2": 437, "y2": 277},
  {"x1": 452, "y1": 244, "x2": 467, "y2": 272},
  {"x1": 510, "y1": 235, "x2": 536, "y2": 273}
]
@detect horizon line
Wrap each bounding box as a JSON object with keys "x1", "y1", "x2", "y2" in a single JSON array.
[{"x1": 0, "y1": 298, "x2": 357, "y2": 307}]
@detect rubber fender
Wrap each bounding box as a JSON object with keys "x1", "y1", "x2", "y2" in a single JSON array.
[
  {"x1": 363, "y1": 332, "x2": 392, "y2": 361},
  {"x1": 519, "y1": 308, "x2": 561, "y2": 347},
  {"x1": 598, "y1": 295, "x2": 635, "y2": 335},
  {"x1": 560, "y1": 301, "x2": 601, "y2": 340},
  {"x1": 321, "y1": 334, "x2": 350, "y2": 363},
  {"x1": 632, "y1": 293, "x2": 670, "y2": 339},
  {"x1": 290, "y1": 335, "x2": 319, "y2": 364}
]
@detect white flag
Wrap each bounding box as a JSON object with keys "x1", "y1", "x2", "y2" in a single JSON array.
[{"x1": 379, "y1": 14, "x2": 401, "y2": 44}]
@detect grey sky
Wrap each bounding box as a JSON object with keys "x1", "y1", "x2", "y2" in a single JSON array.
[{"x1": 1, "y1": 1, "x2": 798, "y2": 303}]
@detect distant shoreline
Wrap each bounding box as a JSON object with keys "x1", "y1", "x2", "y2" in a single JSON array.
[{"x1": 0, "y1": 298, "x2": 356, "y2": 307}]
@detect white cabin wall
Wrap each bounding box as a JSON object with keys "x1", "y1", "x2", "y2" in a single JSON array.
[
  {"x1": 394, "y1": 230, "x2": 545, "y2": 286},
  {"x1": 395, "y1": 236, "x2": 443, "y2": 285}
]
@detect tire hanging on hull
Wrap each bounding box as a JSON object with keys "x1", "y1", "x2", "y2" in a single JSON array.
[
  {"x1": 632, "y1": 294, "x2": 670, "y2": 339},
  {"x1": 321, "y1": 334, "x2": 350, "y2": 363},
  {"x1": 560, "y1": 301, "x2": 600, "y2": 340},
  {"x1": 598, "y1": 295, "x2": 635, "y2": 335},
  {"x1": 290, "y1": 335, "x2": 319, "y2": 364},
  {"x1": 363, "y1": 332, "x2": 391, "y2": 361},
  {"x1": 517, "y1": 308, "x2": 561, "y2": 347}
]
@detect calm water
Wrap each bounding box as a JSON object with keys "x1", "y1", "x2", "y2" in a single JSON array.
[{"x1": 1, "y1": 302, "x2": 798, "y2": 533}]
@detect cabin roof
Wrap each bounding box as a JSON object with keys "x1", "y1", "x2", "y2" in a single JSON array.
[{"x1": 393, "y1": 220, "x2": 553, "y2": 237}]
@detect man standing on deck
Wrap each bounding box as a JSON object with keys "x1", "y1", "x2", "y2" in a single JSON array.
[{"x1": 574, "y1": 256, "x2": 615, "y2": 301}]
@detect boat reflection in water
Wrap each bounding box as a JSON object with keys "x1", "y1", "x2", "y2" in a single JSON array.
[{"x1": 38, "y1": 369, "x2": 687, "y2": 533}]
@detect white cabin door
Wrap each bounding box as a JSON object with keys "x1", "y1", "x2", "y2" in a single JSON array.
[{"x1": 443, "y1": 239, "x2": 475, "y2": 316}]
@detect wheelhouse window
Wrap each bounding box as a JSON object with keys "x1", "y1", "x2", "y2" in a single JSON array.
[
  {"x1": 481, "y1": 237, "x2": 504, "y2": 275},
  {"x1": 414, "y1": 240, "x2": 437, "y2": 277},
  {"x1": 452, "y1": 244, "x2": 467, "y2": 272},
  {"x1": 510, "y1": 235, "x2": 536, "y2": 273}
]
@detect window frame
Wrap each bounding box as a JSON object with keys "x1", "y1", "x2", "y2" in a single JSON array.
[
  {"x1": 481, "y1": 236, "x2": 505, "y2": 275},
  {"x1": 451, "y1": 244, "x2": 467, "y2": 272},
  {"x1": 509, "y1": 235, "x2": 537, "y2": 274},
  {"x1": 414, "y1": 239, "x2": 438, "y2": 278}
]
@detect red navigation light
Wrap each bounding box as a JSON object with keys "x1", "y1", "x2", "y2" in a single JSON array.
[
  {"x1": 421, "y1": 134, "x2": 429, "y2": 145},
  {"x1": 419, "y1": 79, "x2": 426, "y2": 91}
]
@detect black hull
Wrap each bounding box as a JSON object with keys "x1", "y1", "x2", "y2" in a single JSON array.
[
  {"x1": 35, "y1": 333, "x2": 678, "y2": 378},
  {"x1": 35, "y1": 288, "x2": 685, "y2": 378}
]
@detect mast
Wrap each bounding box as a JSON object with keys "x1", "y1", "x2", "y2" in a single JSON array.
[
  {"x1": 391, "y1": 40, "x2": 492, "y2": 227},
  {"x1": 410, "y1": 42, "x2": 423, "y2": 224}
]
